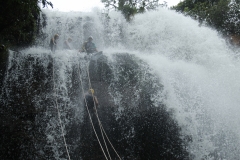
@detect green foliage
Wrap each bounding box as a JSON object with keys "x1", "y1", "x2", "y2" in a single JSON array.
[
  {"x1": 101, "y1": 0, "x2": 160, "y2": 21},
  {"x1": 172, "y1": 0, "x2": 215, "y2": 19},
  {"x1": 206, "y1": 0, "x2": 230, "y2": 32},
  {"x1": 171, "y1": 0, "x2": 240, "y2": 36},
  {"x1": 0, "y1": 0, "x2": 53, "y2": 47},
  {"x1": 224, "y1": 1, "x2": 240, "y2": 35}
]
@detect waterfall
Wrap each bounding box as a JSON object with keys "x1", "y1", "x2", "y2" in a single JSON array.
[{"x1": 1, "y1": 7, "x2": 240, "y2": 160}]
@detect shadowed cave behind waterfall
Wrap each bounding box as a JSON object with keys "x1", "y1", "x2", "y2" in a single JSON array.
[{"x1": 1, "y1": 8, "x2": 240, "y2": 160}]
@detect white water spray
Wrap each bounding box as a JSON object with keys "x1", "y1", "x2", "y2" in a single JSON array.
[
  {"x1": 128, "y1": 8, "x2": 240, "y2": 159},
  {"x1": 8, "y1": 7, "x2": 240, "y2": 159},
  {"x1": 102, "y1": 8, "x2": 240, "y2": 159}
]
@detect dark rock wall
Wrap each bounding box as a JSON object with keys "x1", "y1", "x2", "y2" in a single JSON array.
[{"x1": 0, "y1": 52, "x2": 190, "y2": 160}]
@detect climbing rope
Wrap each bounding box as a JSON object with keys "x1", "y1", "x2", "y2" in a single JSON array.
[
  {"x1": 86, "y1": 61, "x2": 112, "y2": 160},
  {"x1": 50, "y1": 52, "x2": 121, "y2": 160},
  {"x1": 85, "y1": 60, "x2": 122, "y2": 160},
  {"x1": 52, "y1": 58, "x2": 71, "y2": 160},
  {"x1": 77, "y1": 61, "x2": 109, "y2": 160}
]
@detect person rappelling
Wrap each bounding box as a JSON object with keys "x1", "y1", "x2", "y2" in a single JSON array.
[
  {"x1": 84, "y1": 88, "x2": 99, "y2": 115},
  {"x1": 81, "y1": 36, "x2": 98, "y2": 54},
  {"x1": 80, "y1": 88, "x2": 121, "y2": 159}
]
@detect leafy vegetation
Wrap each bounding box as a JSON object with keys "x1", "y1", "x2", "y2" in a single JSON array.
[
  {"x1": 0, "y1": 0, "x2": 53, "y2": 48},
  {"x1": 101, "y1": 0, "x2": 162, "y2": 21},
  {"x1": 172, "y1": 0, "x2": 240, "y2": 37},
  {"x1": 101, "y1": 0, "x2": 240, "y2": 40}
]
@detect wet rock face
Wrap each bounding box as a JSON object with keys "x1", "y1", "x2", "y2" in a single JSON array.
[
  {"x1": 0, "y1": 47, "x2": 8, "y2": 88},
  {"x1": 0, "y1": 52, "x2": 190, "y2": 159},
  {"x1": 0, "y1": 52, "x2": 54, "y2": 159},
  {"x1": 79, "y1": 53, "x2": 190, "y2": 159}
]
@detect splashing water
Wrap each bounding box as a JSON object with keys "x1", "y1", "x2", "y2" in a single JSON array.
[
  {"x1": 2, "y1": 7, "x2": 240, "y2": 159},
  {"x1": 128, "y1": 9, "x2": 240, "y2": 159}
]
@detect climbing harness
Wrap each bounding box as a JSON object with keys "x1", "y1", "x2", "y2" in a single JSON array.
[{"x1": 52, "y1": 58, "x2": 71, "y2": 160}]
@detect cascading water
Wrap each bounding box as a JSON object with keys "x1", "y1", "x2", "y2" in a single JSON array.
[
  {"x1": 125, "y1": 9, "x2": 240, "y2": 159},
  {"x1": 1, "y1": 7, "x2": 240, "y2": 160}
]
